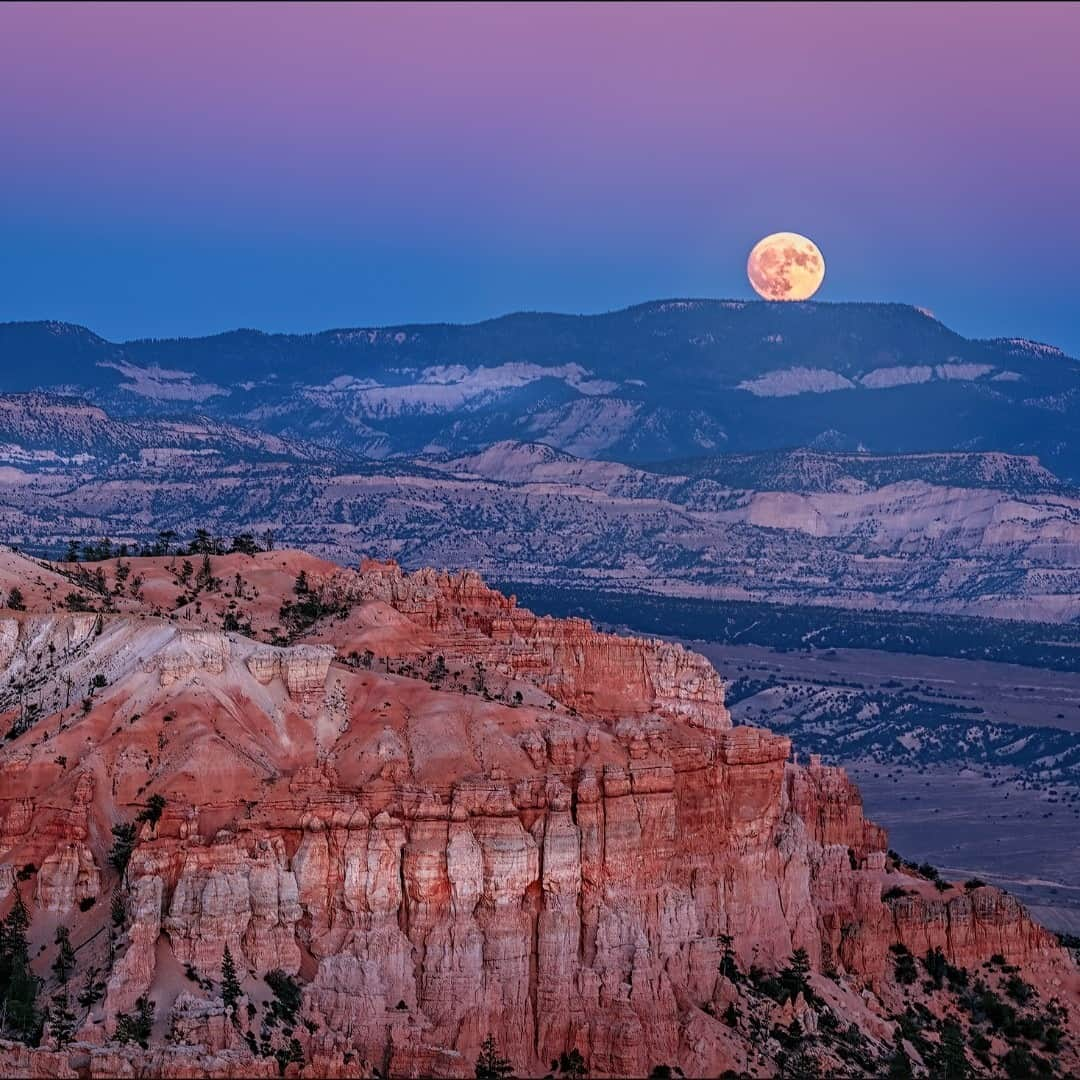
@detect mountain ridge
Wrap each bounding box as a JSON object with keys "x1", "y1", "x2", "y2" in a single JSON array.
[{"x1": 4, "y1": 300, "x2": 1080, "y2": 477}]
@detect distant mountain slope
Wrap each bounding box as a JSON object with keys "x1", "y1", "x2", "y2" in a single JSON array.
[
  {"x1": 0, "y1": 392, "x2": 339, "y2": 465},
  {"x1": 3, "y1": 300, "x2": 1080, "y2": 475},
  {"x1": 2, "y1": 390, "x2": 1080, "y2": 621},
  {"x1": 652, "y1": 447, "x2": 1065, "y2": 495}
]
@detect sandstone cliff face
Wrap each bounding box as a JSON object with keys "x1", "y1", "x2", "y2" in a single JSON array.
[
  {"x1": 0, "y1": 550, "x2": 1075, "y2": 1079},
  {"x1": 342, "y1": 558, "x2": 731, "y2": 730},
  {"x1": 246, "y1": 644, "x2": 335, "y2": 699}
]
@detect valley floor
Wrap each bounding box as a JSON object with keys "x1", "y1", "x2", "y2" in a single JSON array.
[
  {"x1": 694, "y1": 642, "x2": 1080, "y2": 934},
  {"x1": 850, "y1": 764, "x2": 1080, "y2": 935}
]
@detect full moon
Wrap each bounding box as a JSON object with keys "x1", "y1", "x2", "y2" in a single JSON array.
[{"x1": 747, "y1": 231, "x2": 825, "y2": 301}]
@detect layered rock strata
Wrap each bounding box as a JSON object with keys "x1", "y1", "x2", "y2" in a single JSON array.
[{"x1": 0, "y1": 549, "x2": 1074, "y2": 1078}]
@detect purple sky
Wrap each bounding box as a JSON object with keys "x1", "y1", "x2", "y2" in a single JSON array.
[{"x1": 1, "y1": 2, "x2": 1078, "y2": 350}]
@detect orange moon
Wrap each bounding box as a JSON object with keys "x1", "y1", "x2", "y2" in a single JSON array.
[{"x1": 747, "y1": 232, "x2": 825, "y2": 300}]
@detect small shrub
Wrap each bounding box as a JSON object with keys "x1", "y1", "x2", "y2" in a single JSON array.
[
  {"x1": 1005, "y1": 974, "x2": 1034, "y2": 1004},
  {"x1": 264, "y1": 969, "x2": 303, "y2": 1024},
  {"x1": 114, "y1": 996, "x2": 155, "y2": 1048},
  {"x1": 136, "y1": 793, "x2": 166, "y2": 826},
  {"x1": 890, "y1": 944, "x2": 918, "y2": 986}
]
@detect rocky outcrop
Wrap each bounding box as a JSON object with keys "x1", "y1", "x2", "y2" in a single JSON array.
[
  {"x1": 343, "y1": 559, "x2": 731, "y2": 729},
  {"x1": 0, "y1": 552, "x2": 1075, "y2": 1078},
  {"x1": 161, "y1": 833, "x2": 302, "y2": 975},
  {"x1": 51, "y1": 734, "x2": 1075, "y2": 1076},
  {"x1": 888, "y1": 885, "x2": 1065, "y2": 972},
  {"x1": 155, "y1": 629, "x2": 230, "y2": 686},
  {"x1": 35, "y1": 842, "x2": 100, "y2": 912},
  {"x1": 786, "y1": 754, "x2": 888, "y2": 857},
  {"x1": 246, "y1": 644, "x2": 334, "y2": 699}
]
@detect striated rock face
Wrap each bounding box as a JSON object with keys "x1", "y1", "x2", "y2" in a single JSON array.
[
  {"x1": 786, "y1": 754, "x2": 888, "y2": 856},
  {"x1": 246, "y1": 644, "x2": 335, "y2": 699},
  {"x1": 35, "y1": 842, "x2": 100, "y2": 913},
  {"x1": 343, "y1": 559, "x2": 731, "y2": 730},
  {"x1": 155, "y1": 629, "x2": 231, "y2": 686},
  {"x1": 162, "y1": 833, "x2": 303, "y2": 978},
  {"x1": 0, "y1": 548, "x2": 1075, "y2": 1078}
]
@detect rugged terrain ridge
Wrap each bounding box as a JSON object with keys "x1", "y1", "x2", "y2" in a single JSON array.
[{"x1": 0, "y1": 549, "x2": 1075, "y2": 1077}]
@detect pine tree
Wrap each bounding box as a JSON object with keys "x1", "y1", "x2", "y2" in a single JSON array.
[
  {"x1": 51, "y1": 926, "x2": 76, "y2": 983},
  {"x1": 136, "y1": 794, "x2": 166, "y2": 827},
  {"x1": 781, "y1": 946, "x2": 812, "y2": 1001},
  {"x1": 923, "y1": 946, "x2": 947, "y2": 988},
  {"x1": 111, "y1": 891, "x2": 126, "y2": 928},
  {"x1": 476, "y1": 1033, "x2": 514, "y2": 1080},
  {"x1": 115, "y1": 995, "x2": 154, "y2": 1048},
  {"x1": 221, "y1": 943, "x2": 242, "y2": 1018},
  {"x1": 545, "y1": 1049, "x2": 588, "y2": 1079},
  {"x1": 6, "y1": 888, "x2": 29, "y2": 935},
  {"x1": 289, "y1": 1037, "x2": 305, "y2": 1066},
  {"x1": 196, "y1": 554, "x2": 215, "y2": 591},
  {"x1": 789, "y1": 947, "x2": 811, "y2": 981},
  {"x1": 886, "y1": 1034, "x2": 914, "y2": 1080},
  {"x1": 0, "y1": 889, "x2": 39, "y2": 1043},
  {"x1": 933, "y1": 1021, "x2": 968, "y2": 1079},
  {"x1": 718, "y1": 932, "x2": 740, "y2": 981},
  {"x1": 108, "y1": 822, "x2": 137, "y2": 876},
  {"x1": 5, "y1": 949, "x2": 39, "y2": 1041},
  {"x1": 49, "y1": 991, "x2": 76, "y2": 1047}
]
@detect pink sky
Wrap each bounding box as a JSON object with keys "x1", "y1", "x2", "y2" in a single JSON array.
[{"x1": 1, "y1": 2, "x2": 1078, "y2": 346}]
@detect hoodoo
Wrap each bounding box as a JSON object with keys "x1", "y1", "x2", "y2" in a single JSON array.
[{"x1": 0, "y1": 548, "x2": 1075, "y2": 1077}]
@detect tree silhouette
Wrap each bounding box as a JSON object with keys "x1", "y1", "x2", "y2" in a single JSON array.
[
  {"x1": 0, "y1": 891, "x2": 39, "y2": 1042},
  {"x1": 49, "y1": 991, "x2": 76, "y2": 1047},
  {"x1": 545, "y1": 1048, "x2": 588, "y2": 1079},
  {"x1": 476, "y1": 1033, "x2": 514, "y2": 1079},
  {"x1": 108, "y1": 822, "x2": 137, "y2": 876},
  {"x1": 932, "y1": 1021, "x2": 968, "y2": 1079},
  {"x1": 887, "y1": 1034, "x2": 914, "y2": 1080},
  {"x1": 136, "y1": 794, "x2": 166, "y2": 827},
  {"x1": 221, "y1": 943, "x2": 242, "y2": 1019},
  {"x1": 719, "y1": 932, "x2": 740, "y2": 981},
  {"x1": 115, "y1": 995, "x2": 155, "y2": 1048},
  {"x1": 781, "y1": 946, "x2": 812, "y2": 1001},
  {"x1": 51, "y1": 926, "x2": 75, "y2": 983}
]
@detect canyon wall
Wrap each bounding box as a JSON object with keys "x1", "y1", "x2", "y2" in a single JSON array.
[{"x1": 0, "y1": 550, "x2": 1073, "y2": 1078}]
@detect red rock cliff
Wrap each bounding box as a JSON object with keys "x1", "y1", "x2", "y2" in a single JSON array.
[{"x1": 0, "y1": 551, "x2": 1074, "y2": 1079}]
